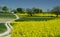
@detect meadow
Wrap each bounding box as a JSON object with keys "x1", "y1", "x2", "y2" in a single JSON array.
[
  {"x1": 0, "y1": 12, "x2": 16, "y2": 19},
  {"x1": 0, "y1": 23, "x2": 7, "y2": 33},
  {"x1": 11, "y1": 13, "x2": 60, "y2": 37},
  {"x1": 15, "y1": 17, "x2": 56, "y2": 21}
]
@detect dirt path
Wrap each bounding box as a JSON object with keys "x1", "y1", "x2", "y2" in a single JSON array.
[{"x1": 0, "y1": 13, "x2": 19, "y2": 37}]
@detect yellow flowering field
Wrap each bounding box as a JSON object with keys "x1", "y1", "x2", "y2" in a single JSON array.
[
  {"x1": 17, "y1": 13, "x2": 56, "y2": 17},
  {"x1": 33, "y1": 13, "x2": 56, "y2": 17},
  {"x1": 11, "y1": 18, "x2": 60, "y2": 37}
]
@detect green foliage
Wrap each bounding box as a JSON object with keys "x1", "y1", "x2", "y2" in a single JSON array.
[
  {"x1": 16, "y1": 8, "x2": 23, "y2": 13},
  {"x1": 0, "y1": 6, "x2": 2, "y2": 11},
  {"x1": 32, "y1": 7, "x2": 42, "y2": 13},
  {"x1": 11, "y1": 9, "x2": 17, "y2": 13},
  {"x1": 2, "y1": 6, "x2": 9, "y2": 12},
  {"x1": 26, "y1": 8, "x2": 43, "y2": 16},
  {"x1": 51, "y1": 6, "x2": 60, "y2": 17},
  {"x1": 26, "y1": 8, "x2": 33, "y2": 16}
]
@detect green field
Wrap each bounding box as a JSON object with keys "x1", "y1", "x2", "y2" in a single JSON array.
[
  {"x1": 0, "y1": 23, "x2": 7, "y2": 33},
  {"x1": 15, "y1": 17, "x2": 56, "y2": 21},
  {"x1": 0, "y1": 12, "x2": 16, "y2": 19}
]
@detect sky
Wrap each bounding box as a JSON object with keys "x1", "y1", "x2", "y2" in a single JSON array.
[{"x1": 0, "y1": 0, "x2": 60, "y2": 11}]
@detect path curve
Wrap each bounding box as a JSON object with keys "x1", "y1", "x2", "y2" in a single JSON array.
[{"x1": 0, "y1": 13, "x2": 19, "y2": 37}]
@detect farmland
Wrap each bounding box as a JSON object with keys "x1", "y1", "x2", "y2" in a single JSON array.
[
  {"x1": 15, "y1": 17, "x2": 56, "y2": 21},
  {"x1": 11, "y1": 13, "x2": 60, "y2": 37},
  {"x1": 0, "y1": 0, "x2": 60, "y2": 37},
  {"x1": 0, "y1": 12, "x2": 16, "y2": 19},
  {"x1": 0, "y1": 23, "x2": 7, "y2": 33}
]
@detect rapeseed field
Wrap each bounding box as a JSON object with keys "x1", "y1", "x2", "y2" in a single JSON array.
[{"x1": 11, "y1": 18, "x2": 60, "y2": 37}]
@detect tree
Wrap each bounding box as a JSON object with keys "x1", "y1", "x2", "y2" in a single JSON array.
[
  {"x1": 32, "y1": 8, "x2": 42, "y2": 14},
  {"x1": 0, "y1": 6, "x2": 2, "y2": 11},
  {"x1": 26, "y1": 8, "x2": 33, "y2": 16},
  {"x1": 16, "y1": 8, "x2": 23, "y2": 13},
  {"x1": 2, "y1": 6, "x2": 9, "y2": 12},
  {"x1": 11, "y1": 9, "x2": 17, "y2": 13},
  {"x1": 51, "y1": 6, "x2": 60, "y2": 17},
  {"x1": 40, "y1": 9, "x2": 42, "y2": 13}
]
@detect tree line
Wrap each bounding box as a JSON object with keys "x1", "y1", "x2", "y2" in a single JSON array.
[{"x1": 0, "y1": 6, "x2": 60, "y2": 17}]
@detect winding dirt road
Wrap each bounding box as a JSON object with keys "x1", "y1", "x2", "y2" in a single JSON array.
[{"x1": 0, "y1": 13, "x2": 19, "y2": 37}]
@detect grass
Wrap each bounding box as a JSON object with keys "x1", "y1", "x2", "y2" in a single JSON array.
[
  {"x1": 0, "y1": 15, "x2": 16, "y2": 19},
  {"x1": 15, "y1": 17, "x2": 56, "y2": 21},
  {"x1": 0, "y1": 23, "x2": 7, "y2": 33},
  {"x1": 0, "y1": 12, "x2": 13, "y2": 15},
  {"x1": 0, "y1": 12, "x2": 16, "y2": 19}
]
